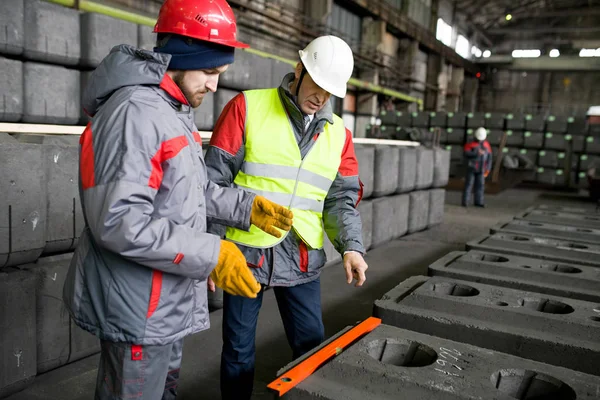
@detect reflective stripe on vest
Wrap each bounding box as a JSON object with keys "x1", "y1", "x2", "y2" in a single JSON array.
[{"x1": 225, "y1": 88, "x2": 346, "y2": 249}]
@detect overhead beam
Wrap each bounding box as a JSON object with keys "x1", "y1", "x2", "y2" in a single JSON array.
[
  {"x1": 476, "y1": 55, "x2": 600, "y2": 71},
  {"x1": 487, "y1": 26, "x2": 600, "y2": 35},
  {"x1": 513, "y1": 6, "x2": 600, "y2": 18}
]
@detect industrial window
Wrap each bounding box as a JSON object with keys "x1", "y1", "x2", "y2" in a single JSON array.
[{"x1": 436, "y1": 18, "x2": 452, "y2": 46}]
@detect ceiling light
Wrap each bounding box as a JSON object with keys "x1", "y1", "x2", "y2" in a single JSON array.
[
  {"x1": 505, "y1": 14, "x2": 512, "y2": 21},
  {"x1": 549, "y1": 49, "x2": 560, "y2": 58},
  {"x1": 483, "y1": 50, "x2": 491, "y2": 58}
]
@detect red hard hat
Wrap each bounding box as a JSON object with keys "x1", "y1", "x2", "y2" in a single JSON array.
[{"x1": 154, "y1": 0, "x2": 249, "y2": 49}]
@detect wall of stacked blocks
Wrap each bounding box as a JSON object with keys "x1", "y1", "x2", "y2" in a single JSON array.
[
  {"x1": 0, "y1": 0, "x2": 451, "y2": 397},
  {"x1": 282, "y1": 204, "x2": 600, "y2": 399},
  {"x1": 373, "y1": 109, "x2": 600, "y2": 189}
]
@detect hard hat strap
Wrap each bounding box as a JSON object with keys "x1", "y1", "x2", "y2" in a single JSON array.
[{"x1": 296, "y1": 63, "x2": 307, "y2": 97}]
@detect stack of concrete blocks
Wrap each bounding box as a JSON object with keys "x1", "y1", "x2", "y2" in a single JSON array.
[{"x1": 286, "y1": 202, "x2": 600, "y2": 398}]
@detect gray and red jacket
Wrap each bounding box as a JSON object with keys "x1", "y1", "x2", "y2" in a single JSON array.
[
  {"x1": 205, "y1": 73, "x2": 364, "y2": 287},
  {"x1": 464, "y1": 140, "x2": 493, "y2": 174},
  {"x1": 62, "y1": 45, "x2": 255, "y2": 345}
]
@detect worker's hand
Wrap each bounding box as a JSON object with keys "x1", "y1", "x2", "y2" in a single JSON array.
[
  {"x1": 478, "y1": 149, "x2": 485, "y2": 155},
  {"x1": 250, "y1": 195, "x2": 294, "y2": 238},
  {"x1": 207, "y1": 276, "x2": 216, "y2": 293},
  {"x1": 484, "y1": 170, "x2": 490, "y2": 178},
  {"x1": 210, "y1": 240, "x2": 261, "y2": 298},
  {"x1": 343, "y1": 251, "x2": 368, "y2": 287}
]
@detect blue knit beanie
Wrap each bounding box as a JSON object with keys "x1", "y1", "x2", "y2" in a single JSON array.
[{"x1": 154, "y1": 34, "x2": 235, "y2": 70}]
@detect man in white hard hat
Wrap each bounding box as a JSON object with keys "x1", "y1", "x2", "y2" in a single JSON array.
[
  {"x1": 462, "y1": 127, "x2": 492, "y2": 207},
  {"x1": 204, "y1": 35, "x2": 368, "y2": 400}
]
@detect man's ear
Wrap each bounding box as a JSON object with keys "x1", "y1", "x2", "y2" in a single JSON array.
[{"x1": 294, "y1": 62, "x2": 302, "y2": 79}]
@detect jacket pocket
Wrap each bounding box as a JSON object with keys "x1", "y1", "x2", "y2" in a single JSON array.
[
  {"x1": 245, "y1": 248, "x2": 265, "y2": 268},
  {"x1": 146, "y1": 270, "x2": 163, "y2": 319}
]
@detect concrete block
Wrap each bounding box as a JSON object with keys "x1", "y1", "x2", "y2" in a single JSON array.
[
  {"x1": 535, "y1": 168, "x2": 565, "y2": 186},
  {"x1": 544, "y1": 132, "x2": 567, "y2": 150},
  {"x1": 23, "y1": 62, "x2": 80, "y2": 124},
  {"x1": 492, "y1": 219, "x2": 600, "y2": 245},
  {"x1": 378, "y1": 110, "x2": 397, "y2": 126},
  {"x1": 372, "y1": 195, "x2": 407, "y2": 246},
  {"x1": 466, "y1": 232, "x2": 600, "y2": 268},
  {"x1": 429, "y1": 250, "x2": 600, "y2": 303},
  {"x1": 428, "y1": 189, "x2": 445, "y2": 227},
  {"x1": 0, "y1": 269, "x2": 36, "y2": 398},
  {"x1": 137, "y1": 24, "x2": 156, "y2": 51},
  {"x1": 487, "y1": 129, "x2": 504, "y2": 146},
  {"x1": 449, "y1": 160, "x2": 463, "y2": 177},
  {"x1": 568, "y1": 118, "x2": 587, "y2": 135},
  {"x1": 432, "y1": 148, "x2": 450, "y2": 187},
  {"x1": 80, "y1": 12, "x2": 138, "y2": 68},
  {"x1": 0, "y1": 56, "x2": 23, "y2": 122},
  {"x1": 485, "y1": 112, "x2": 505, "y2": 129},
  {"x1": 271, "y1": 59, "x2": 292, "y2": 88},
  {"x1": 391, "y1": 194, "x2": 409, "y2": 239},
  {"x1": 69, "y1": 322, "x2": 101, "y2": 364},
  {"x1": 0, "y1": 0, "x2": 24, "y2": 55},
  {"x1": 15, "y1": 134, "x2": 82, "y2": 254},
  {"x1": 546, "y1": 115, "x2": 568, "y2": 133},
  {"x1": 415, "y1": 147, "x2": 434, "y2": 190},
  {"x1": 194, "y1": 92, "x2": 214, "y2": 131},
  {"x1": 0, "y1": 134, "x2": 46, "y2": 268},
  {"x1": 535, "y1": 204, "x2": 593, "y2": 215},
  {"x1": 538, "y1": 150, "x2": 559, "y2": 168},
  {"x1": 21, "y1": 254, "x2": 71, "y2": 373},
  {"x1": 372, "y1": 146, "x2": 399, "y2": 197},
  {"x1": 572, "y1": 135, "x2": 586, "y2": 152},
  {"x1": 220, "y1": 49, "x2": 252, "y2": 90},
  {"x1": 411, "y1": 111, "x2": 429, "y2": 127},
  {"x1": 428, "y1": 111, "x2": 446, "y2": 127},
  {"x1": 466, "y1": 112, "x2": 484, "y2": 128},
  {"x1": 525, "y1": 114, "x2": 545, "y2": 131},
  {"x1": 515, "y1": 207, "x2": 600, "y2": 230},
  {"x1": 24, "y1": 0, "x2": 80, "y2": 65},
  {"x1": 283, "y1": 323, "x2": 600, "y2": 400},
  {"x1": 446, "y1": 111, "x2": 466, "y2": 128},
  {"x1": 396, "y1": 111, "x2": 412, "y2": 127},
  {"x1": 355, "y1": 145, "x2": 375, "y2": 199},
  {"x1": 408, "y1": 191, "x2": 429, "y2": 233},
  {"x1": 374, "y1": 275, "x2": 600, "y2": 375},
  {"x1": 248, "y1": 53, "x2": 272, "y2": 90},
  {"x1": 505, "y1": 113, "x2": 525, "y2": 130},
  {"x1": 579, "y1": 154, "x2": 600, "y2": 170},
  {"x1": 396, "y1": 147, "x2": 416, "y2": 193},
  {"x1": 505, "y1": 130, "x2": 523, "y2": 147},
  {"x1": 444, "y1": 144, "x2": 462, "y2": 161},
  {"x1": 214, "y1": 88, "x2": 240, "y2": 122},
  {"x1": 445, "y1": 128, "x2": 464, "y2": 144},
  {"x1": 357, "y1": 199, "x2": 373, "y2": 251},
  {"x1": 523, "y1": 131, "x2": 544, "y2": 148},
  {"x1": 586, "y1": 136, "x2": 600, "y2": 154}
]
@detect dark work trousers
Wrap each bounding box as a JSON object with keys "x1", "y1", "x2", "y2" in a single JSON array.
[
  {"x1": 462, "y1": 170, "x2": 485, "y2": 206},
  {"x1": 220, "y1": 278, "x2": 325, "y2": 400},
  {"x1": 95, "y1": 339, "x2": 183, "y2": 400}
]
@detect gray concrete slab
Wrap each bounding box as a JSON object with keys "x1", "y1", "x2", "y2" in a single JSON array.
[
  {"x1": 396, "y1": 147, "x2": 416, "y2": 193},
  {"x1": 505, "y1": 113, "x2": 525, "y2": 130},
  {"x1": 524, "y1": 131, "x2": 544, "y2": 148},
  {"x1": 23, "y1": 62, "x2": 80, "y2": 124},
  {"x1": 466, "y1": 232, "x2": 600, "y2": 268},
  {"x1": 80, "y1": 12, "x2": 138, "y2": 68},
  {"x1": 357, "y1": 199, "x2": 373, "y2": 251},
  {"x1": 447, "y1": 112, "x2": 466, "y2": 128},
  {"x1": 220, "y1": 49, "x2": 252, "y2": 90},
  {"x1": 466, "y1": 112, "x2": 484, "y2": 128},
  {"x1": 20, "y1": 254, "x2": 72, "y2": 373},
  {"x1": 282, "y1": 324, "x2": 600, "y2": 400},
  {"x1": 544, "y1": 132, "x2": 567, "y2": 150},
  {"x1": 487, "y1": 130, "x2": 504, "y2": 146},
  {"x1": 24, "y1": 0, "x2": 80, "y2": 65},
  {"x1": 0, "y1": 134, "x2": 46, "y2": 268},
  {"x1": 137, "y1": 24, "x2": 155, "y2": 51},
  {"x1": 546, "y1": 116, "x2": 568, "y2": 134},
  {"x1": 586, "y1": 136, "x2": 600, "y2": 154},
  {"x1": 372, "y1": 146, "x2": 399, "y2": 197},
  {"x1": 214, "y1": 88, "x2": 240, "y2": 122},
  {"x1": 0, "y1": 0, "x2": 24, "y2": 55},
  {"x1": 535, "y1": 204, "x2": 597, "y2": 215},
  {"x1": 0, "y1": 268, "x2": 36, "y2": 398},
  {"x1": 0, "y1": 56, "x2": 23, "y2": 122},
  {"x1": 374, "y1": 275, "x2": 600, "y2": 375},
  {"x1": 428, "y1": 189, "x2": 445, "y2": 227},
  {"x1": 538, "y1": 150, "x2": 559, "y2": 168},
  {"x1": 429, "y1": 111, "x2": 446, "y2": 127},
  {"x1": 371, "y1": 196, "x2": 407, "y2": 246},
  {"x1": 415, "y1": 147, "x2": 434, "y2": 190},
  {"x1": 525, "y1": 114, "x2": 545, "y2": 131},
  {"x1": 391, "y1": 194, "x2": 410, "y2": 239},
  {"x1": 445, "y1": 128, "x2": 465, "y2": 144},
  {"x1": 491, "y1": 219, "x2": 600, "y2": 244},
  {"x1": 271, "y1": 59, "x2": 292, "y2": 88},
  {"x1": 408, "y1": 191, "x2": 429, "y2": 233},
  {"x1": 428, "y1": 250, "x2": 600, "y2": 303},
  {"x1": 193, "y1": 92, "x2": 215, "y2": 131},
  {"x1": 432, "y1": 148, "x2": 450, "y2": 188},
  {"x1": 411, "y1": 111, "x2": 429, "y2": 127},
  {"x1": 505, "y1": 130, "x2": 524, "y2": 147},
  {"x1": 444, "y1": 144, "x2": 462, "y2": 161},
  {"x1": 15, "y1": 134, "x2": 82, "y2": 254},
  {"x1": 355, "y1": 145, "x2": 374, "y2": 199},
  {"x1": 79, "y1": 70, "x2": 93, "y2": 125},
  {"x1": 514, "y1": 207, "x2": 600, "y2": 230}
]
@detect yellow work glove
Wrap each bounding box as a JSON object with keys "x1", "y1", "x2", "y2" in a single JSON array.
[
  {"x1": 250, "y1": 195, "x2": 294, "y2": 238},
  {"x1": 210, "y1": 240, "x2": 261, "y2": 298}
]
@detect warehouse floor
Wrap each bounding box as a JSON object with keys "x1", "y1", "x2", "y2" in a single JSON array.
[{"x1": 5, "y1": 187, "x2": 597, "y2": 400}]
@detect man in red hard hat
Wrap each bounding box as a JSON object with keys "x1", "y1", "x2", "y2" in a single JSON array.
[{"x1": 62, "y1": 1, "x2": 293, "y2": 399}]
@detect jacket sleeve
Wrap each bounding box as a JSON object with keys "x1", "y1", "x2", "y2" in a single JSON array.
[
  {"x1": 204, "y1": 93, "x2": 248, "y2": 237},
  {"x1": 81, "y1": 100, "x2": 220, "y2": 280},
  {"x1": 323, "y1": 128, "x2": 365, "y2": 255},
  {"x1": 464, "y1": 142, "x2": 479, "y2": 159}
]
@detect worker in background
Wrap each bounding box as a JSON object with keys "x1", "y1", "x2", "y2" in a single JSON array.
[
  {"x1": 462, "y1": 127, "x2": 492, "y2": 207},
  {"x1": 204, "y1": 35, "x2": 369, "y2": 400},
  {"x1": 62, "y1": 1, "x2": 294, "y2": 399}
]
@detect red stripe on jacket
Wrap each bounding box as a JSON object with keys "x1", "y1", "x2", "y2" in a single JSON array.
[
  {"x1": 146, "y1": 270, "x2": 163, "y2": 318},
  {"x1": 80, "y1": 122, "x2": 96, "y2": 190},
  {"x1": 159, "y1": 74, "x2": 189, "y2": 106},
  {"x1": 148, "y1": 136, "x2": 190, "y2": 189}
]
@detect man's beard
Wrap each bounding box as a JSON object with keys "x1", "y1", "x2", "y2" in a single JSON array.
[{"x1": 173, "y1": 72, "x2": 203, "y2": 108}]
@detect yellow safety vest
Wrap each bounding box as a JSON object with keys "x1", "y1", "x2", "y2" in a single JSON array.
[{"x1": 225, "y1": 88, "x2": 346, "y2": 249}]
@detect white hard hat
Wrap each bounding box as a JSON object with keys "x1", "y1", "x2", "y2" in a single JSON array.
[
  {"x1": 299, "y1": 35, "x2": 354, "y2": 98},
  {"x1": 475, "y1": 127, "x2": 487, "y2": 141},
  {"x1": 587, "y1": 106, "x2": 600, "y2": 116}
]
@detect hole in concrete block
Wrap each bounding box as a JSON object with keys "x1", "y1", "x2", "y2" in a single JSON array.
[
  {"x1": 511, "y1": 236, "x2": 531, "y2": 241},
  {"x1": 430, "y1": 282, "x2": 480, "y2": 297},
  {"x1": 517, "y1": 298, "x2": 574, "y2": 314},
  {"x1": 495, "y1": 301, "x2": 509, "y2": 306},
  {"x1": 590, "y1": 316, "x2": 600, "y2": 322},
  {"x1": 366, "y1": 339, "x2": 437, "y2": 367},
  {"x1": 521, "y1": 265, "x2": 532, "y2": 269},
  {"x1": 542, "y1": 212, "x2": 558, "y2": 216},
  {"x1": 528, "y1": 222, "x2": 544, "y2": 227},
  {"x1": 540, "y1": 264, "x2": 582, "y2": 274},
  {"x1": 490, "y1": 369, "x2": 576, "y2": 400},
  {"x1": 565, "y1": 243, "x2": 588, "y2": 249},
  {"x1": 478, "y1": 254, "x2": 509, "y2": 262},
  {"x1": 585, "y1": 216, "x2": 599, "y2": 221},
  {"x1": 576, "y1": 228, "x2": 593, "y2": 233}
]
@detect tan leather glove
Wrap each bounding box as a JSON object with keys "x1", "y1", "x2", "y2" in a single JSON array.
[
  {"x1": 210, "y1": 240, "x2": 261, "y2": 298},
  {"x1": 250, "y1": 195, "x2": 294, "y2": 238}
]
